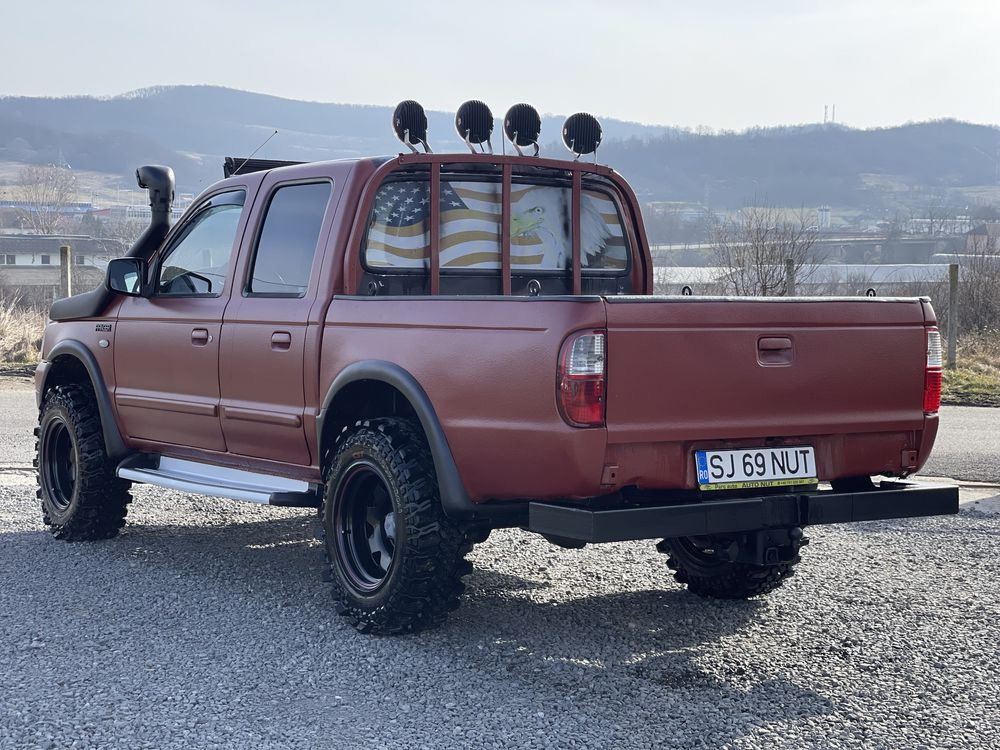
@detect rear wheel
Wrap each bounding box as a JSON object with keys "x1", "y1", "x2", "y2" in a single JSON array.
[
  {"x1": 319, "y1": 418, "x2": 472, "y2": 634},
  {"x1": 659, "y1": 535, "x2": 801, "y2": 599},
  {"x1": 36, "y1": 384, "x2": 132, "y2": 540}
]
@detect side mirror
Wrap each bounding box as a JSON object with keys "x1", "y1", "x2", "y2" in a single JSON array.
[{"x1": 106, "y1": 257, "x2": 147, "y2": 297}]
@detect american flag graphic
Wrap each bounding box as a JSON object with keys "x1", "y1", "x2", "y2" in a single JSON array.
[{"x1": 365, "y1": 179, "x2": 627, "y2": 271}]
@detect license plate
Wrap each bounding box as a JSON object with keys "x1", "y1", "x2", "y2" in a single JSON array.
[{"x1": 695, "y1": 446, "x2": 817, "y2": 491}]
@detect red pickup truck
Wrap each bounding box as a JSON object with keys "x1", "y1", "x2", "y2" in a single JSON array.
[{"x1": 35, "y1": 103, "x2": 957, "y2": 634}]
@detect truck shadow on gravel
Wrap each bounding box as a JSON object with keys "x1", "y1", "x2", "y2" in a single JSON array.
[
  {"x1": 454, "y1": 569, "x2": 835, "y2": 722},
  {"x1": 104, "y1": 514, "x2": 832, "y2": 732},
  {"x1": 8, "y1": 506, "x2": 835, "y2": 742}
]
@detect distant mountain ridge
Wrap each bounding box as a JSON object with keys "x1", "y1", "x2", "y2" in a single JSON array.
[
  {"x1": 0, "y1": 86, "x2": 675, "y2": 193},
  {"x1": 0, "y1": 85, "x2": 998, "y2": 210}
]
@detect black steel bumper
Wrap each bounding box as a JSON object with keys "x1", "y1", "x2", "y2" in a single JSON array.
[{"x1": 527, "y1": 481, "x2": 959, "y2": 544}]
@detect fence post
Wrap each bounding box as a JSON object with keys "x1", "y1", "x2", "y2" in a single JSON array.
[
  {"x1": 59, "y1": 244, "x2": 72, "y2": 300},
  {"x1": 947, "y1": 263, "x2": 958, "y2": 370},
  {"x1": 784, "y1": 258, "x2": 796, "y2": 297}
]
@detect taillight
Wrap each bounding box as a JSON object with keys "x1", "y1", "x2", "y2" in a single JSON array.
[
  {"x1": 923, "y1": 327, "x2": 942, "y2": 414},
  {"x1": 557, "y1": 330, "x2": 606, "y2": 427}
]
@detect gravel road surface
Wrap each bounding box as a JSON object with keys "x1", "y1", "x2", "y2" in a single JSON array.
[{"x1": 2, "y1": 381, "x2": 999, "y2": 749}]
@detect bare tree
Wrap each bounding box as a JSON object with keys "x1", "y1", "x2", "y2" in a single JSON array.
[
  {"x1": 960, "y1": 231, "x2": 1000, "y2": 332},
  {"x1": 712, "y1": 205, "x2": 821, "y2": 296},
  {"x1": 94, "y1": 214, "x2": 145, "y2": 258},
  {"x1": 13, "y1": 164, "x2": 78, "y2": 236}
]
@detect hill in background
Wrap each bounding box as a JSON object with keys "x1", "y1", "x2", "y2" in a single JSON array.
[{"x1": 0, "y1": 85, "x2": 998, "y2": 214}]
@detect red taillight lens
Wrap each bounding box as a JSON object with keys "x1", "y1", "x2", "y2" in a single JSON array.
[
  {"x1": 924, "y1": 327, "x2": 942, "y2": 414},
  {"x1": 557, "y1": 331, "x2": 606, "y2": 427}
]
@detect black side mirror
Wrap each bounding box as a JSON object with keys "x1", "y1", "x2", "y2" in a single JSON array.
[{"x1": 106, "y1": 257, "x2": 147, "y2": 297}]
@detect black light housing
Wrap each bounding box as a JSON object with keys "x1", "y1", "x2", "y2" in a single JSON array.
[
  {"x1": 503, "y1": 103, "x2": 541, "y2": 156},
  {"x1": 562, "y1": 112, "x2": 602, "y2": 158},
  {"x1": 392, "y1": 100, "x2": 431, "y2": 153},
  {"x1": 455, "y1": 100, "x2": 493, "y2": 153}
]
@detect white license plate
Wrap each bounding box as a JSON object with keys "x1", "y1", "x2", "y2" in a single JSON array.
[{"x1": 695, "y1": 446, "x2": 817, "y2": 491}]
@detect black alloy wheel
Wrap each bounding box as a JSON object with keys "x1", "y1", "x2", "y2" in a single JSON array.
[
  {"x1": 334, "y1": 461, "x2": 399, "y2": 593},
  {"x1": 40, "y1": 417, "x2": 78, "y2": 512}
]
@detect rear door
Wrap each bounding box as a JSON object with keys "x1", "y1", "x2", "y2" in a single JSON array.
[
  {"x1": 114, "y1": 189, "x2": 250, "y2": 451},
  {"x1": 603, "y1": 297, "x2": 929, "y2": 445},
  {"x1": 219, "y1": 175, "x2": 336, "y2": 465}
]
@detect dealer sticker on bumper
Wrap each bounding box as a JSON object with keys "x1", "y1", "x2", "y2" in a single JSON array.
[{"x1": 695, "y1": 446, "x2": 817, "y2": 491}]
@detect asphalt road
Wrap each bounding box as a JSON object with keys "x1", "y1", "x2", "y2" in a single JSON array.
[
  {"x1": 2, "y1": 380, "x2": 999, "y2": 748},
  {"x1": 920, "y1": 406, "x2": 1000, "y2": 484}
]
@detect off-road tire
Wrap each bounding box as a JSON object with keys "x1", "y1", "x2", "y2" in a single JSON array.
[
  {"x1": 658, "y1": 536, "x2": 801, "y2": 599},
  {"x1": 318, "y1": 417, "x2": 471, "y2": 635},
  {"x1": 36, "y1": 384, "x2": 132, "y2": 540}
]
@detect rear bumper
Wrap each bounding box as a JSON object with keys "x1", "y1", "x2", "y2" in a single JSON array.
[{"x1": 527, "y1": 481, "x2": 959, "y2": 543}]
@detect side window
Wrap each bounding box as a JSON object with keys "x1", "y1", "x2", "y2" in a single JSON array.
[
  {"x1": 248, "y1": 182, "x2": 332, "y2": 296},
  {"x1": 157, "y1": 190, "x2": 245, "y2": 296}
]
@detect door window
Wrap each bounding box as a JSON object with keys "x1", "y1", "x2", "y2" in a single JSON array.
[
  {"x1": 247, "y1": 182, "x2": 332, "y2": 296},
  {"x1": 157, "y1": 190, "x2": 246, "y2": 296}
]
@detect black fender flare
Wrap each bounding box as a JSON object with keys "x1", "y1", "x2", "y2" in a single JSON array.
[
  {"x1": 39, "y1": 340, "x2": 128, "y2": 459},
  {"x1": 317, "y1": 360, "x2": 482, "y2": 521}
]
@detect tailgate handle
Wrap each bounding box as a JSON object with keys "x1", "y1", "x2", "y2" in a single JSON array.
[
  {"x1": 758, "y1": 336, "x2": 793, "y2": 365},
  {"x1": 759, "y1": 337, "x2": 792, "y2": 351}
]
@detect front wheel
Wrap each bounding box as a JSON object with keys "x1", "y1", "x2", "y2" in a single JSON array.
[
  {"x1": 36, "y1": 384, "x2": 132, "y2": 540},
  {"x1": 319, "y1": 418, "x2": 472, "y2": 634},
  {"x1": 659, "y1": 535, "x2": 801, "y2": 599}
]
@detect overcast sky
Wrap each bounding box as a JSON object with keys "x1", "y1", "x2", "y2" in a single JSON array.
[{"x1": 2, "y1": 0, "x2": 997, "y2": 130}]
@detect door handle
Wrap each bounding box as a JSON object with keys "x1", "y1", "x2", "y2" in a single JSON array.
[
  {"x1": 191, "y1": 328, "x2": 211, "y2": 346},
  {"x1": 270, "y1": 331, "x2": 292, "y2": 351}
]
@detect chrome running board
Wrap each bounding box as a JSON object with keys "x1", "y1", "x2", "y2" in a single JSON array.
[{"x1": 117, "y1": 456, "x2": 318, "y2": 507}]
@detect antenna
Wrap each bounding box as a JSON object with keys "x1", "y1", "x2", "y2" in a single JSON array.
[
  {"x1": 231, "y1": 130, "x2": 279, "y2": 176},
  {"x1": 832, "y1": 103, "x2": 836, "y2": 123},
  {"x1": 823, "y1": 105, "x2": 828, "y2": 124}
]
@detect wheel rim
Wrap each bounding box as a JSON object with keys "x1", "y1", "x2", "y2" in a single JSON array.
[
  {"x1": 42, "y1": 418, "x2": 77, "y2": 512},
  {"x1": 333, "y1": 462, "x2": 398, "y2": 593}
]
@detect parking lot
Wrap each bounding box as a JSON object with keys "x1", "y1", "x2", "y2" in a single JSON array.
[{"x1": 2, "y1": 379, "x2": 999, "y2": 749}]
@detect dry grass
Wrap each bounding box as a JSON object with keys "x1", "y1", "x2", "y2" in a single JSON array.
[
  {"x1": 942, "y1": 330, "x2": 1000, "y2": 408},
  {"x1": 0, "y1": 296, "x2": 46, "y2": 364}
]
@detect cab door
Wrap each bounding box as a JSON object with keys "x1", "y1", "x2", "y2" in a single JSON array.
[
  {"x1": 114, "y1": 189, "x2": 250, "y2": 451},
  {"x1": 219, "y1": 176, "x2": 336, "y2": 465}
]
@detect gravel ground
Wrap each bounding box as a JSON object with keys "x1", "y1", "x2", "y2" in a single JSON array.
[
  {"x1": 2, "y1": 381, "x2": 999, "y2": 749},
  {"x1": 2, "y1": 471, "x2": 999, "y2": 749}
]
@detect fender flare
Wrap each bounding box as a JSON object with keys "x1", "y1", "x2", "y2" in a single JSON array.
[
  {"x1": 40, "y1": 340, "x2": 129, "y2": 459},
  {"x1": 317, "y1": 360, "x2": 480, "y2": 521}
]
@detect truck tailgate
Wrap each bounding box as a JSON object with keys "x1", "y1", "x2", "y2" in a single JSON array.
[{"x1": 604, "y1": 297, "x2": 929, "y2": 445}]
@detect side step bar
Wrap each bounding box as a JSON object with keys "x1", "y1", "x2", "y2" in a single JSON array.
[
  {"x1": 528, "y1": 481, "x2": 959, "y2": 544},
  {"x1": 117, "y1": 456, "x2": 320, "y2": 507}
]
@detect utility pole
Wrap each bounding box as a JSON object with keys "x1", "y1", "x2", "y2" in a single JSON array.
[
  {"x1": 947, "y1": 263, "x2": 958, "y2": 369},
  {"x1": 59, "y1": 244, "x2": 72, "y2": 300}
]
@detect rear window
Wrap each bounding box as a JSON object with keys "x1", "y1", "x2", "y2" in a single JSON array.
[{"x1": 363, "y1": 177, "x2": 629, "y2": 273}]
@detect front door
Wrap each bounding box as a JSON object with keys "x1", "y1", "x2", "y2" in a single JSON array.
[
  {"x1": 219, "y1": 178, "x2": 334, "y2": 465},
  {"x1": 114, "y1": 189, "x2": 249, "y2": 451}
]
